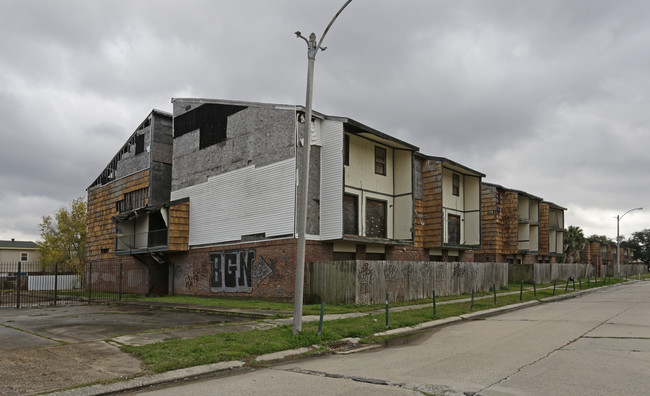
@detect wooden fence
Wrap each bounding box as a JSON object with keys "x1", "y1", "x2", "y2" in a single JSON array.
[
  {"x1": 509, "y1": 263, "x2": 648, "y2": 284},
  {"x1": 306, "y1": 261, "x2": 508, "y2": 305}
]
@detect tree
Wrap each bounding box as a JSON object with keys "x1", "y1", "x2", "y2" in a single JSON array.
[
  {"x1": 627, "y1": 229, "x2": 650, "y2": 264},
  {"x1": 38, "y1": 197, "x2": 87, "y2": 276},
  {"x1": 587, "y1": 234, "x2": 615, "y2": 245},
  {"x1": 563, "y1": 225, "x2": 587, "y2": 263}
]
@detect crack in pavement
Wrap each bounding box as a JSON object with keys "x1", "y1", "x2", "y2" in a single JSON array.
[
  {"x1": 476, "y1": 298, "x2": 645, "y2": 394},
  {"x1": 278, "y1": 367, "x2": 470, "y2": 396}
]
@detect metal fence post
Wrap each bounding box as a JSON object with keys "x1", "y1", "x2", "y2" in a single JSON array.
[
  {"x1": 54, "y1": 262, "x2": 58, "y2": 306},
  {"x1": 16, "y1": 261, "x2": 21, "y2": 309},
  {"x1": 470, "y1": 289, "x2": 475, "y2": 312},
  {"x1": 88, "y1": 261, "x2": 92, "y2": 304},
  {"x1": 432, "y1": 290, "x2": 437, "y2": 318},
  {"x1": 119, "y1": 262, "x2": 123, "y2": 301},
  {"x1": 385, "y1": 293, "x2": 389, "y2": 329},
  {"x1": 317, "y1": 301, "x2": 325, "y2": 336}
]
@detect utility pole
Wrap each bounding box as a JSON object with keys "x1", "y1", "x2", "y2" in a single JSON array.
[
  {"x1": 616, "y1": 207, "x2": 642, "y2": 278},
  {"x1": 293, "y1": 0, "x2": 353, "y2": 335}
]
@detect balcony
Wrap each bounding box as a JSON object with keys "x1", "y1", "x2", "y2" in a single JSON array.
[
  {"x1": 113, "y1": 199, "x2": 189, "y2": 256},
  {"x1": 116, "y1": 228, "x2": 169, "y2": 255}
]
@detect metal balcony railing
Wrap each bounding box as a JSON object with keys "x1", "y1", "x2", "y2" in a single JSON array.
[{"x1": 115, "y1": 228, "x2": 168, "y2": 254}]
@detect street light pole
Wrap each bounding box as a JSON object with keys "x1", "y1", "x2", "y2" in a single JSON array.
[
  {"x1": 616, "y1": 207, "x2": 642, "y2": 278},
  {"x1": 293, "y1": 0, "x2": 353, "y2": 335}
]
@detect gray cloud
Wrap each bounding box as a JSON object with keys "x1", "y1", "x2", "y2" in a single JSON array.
[{"x1": 1, "y1": 0, "x2": 648, "y2": 241}]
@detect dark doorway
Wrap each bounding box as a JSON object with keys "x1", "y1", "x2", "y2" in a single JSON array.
[{"x1": 448, "y1": 214, "x2": 460, "y2": 245}]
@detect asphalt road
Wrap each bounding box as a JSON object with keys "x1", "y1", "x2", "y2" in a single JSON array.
[{"x1": 133, "y1": 281, "x2": 650, "y2": 396}]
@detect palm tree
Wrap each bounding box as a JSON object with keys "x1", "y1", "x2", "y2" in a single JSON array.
[{"x1": 563, "y1": 225, "x2": 587, "y2": 263}]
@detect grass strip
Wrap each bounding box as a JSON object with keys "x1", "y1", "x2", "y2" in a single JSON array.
[{"x1": 130, "y1": 275, "x2": 647, "y2": 318}]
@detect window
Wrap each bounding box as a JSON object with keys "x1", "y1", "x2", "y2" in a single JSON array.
[
  {"x1": 375, "y1": 146, "x2": 386, "y2": 175},
  {"x1": 366, "y1": 198, "x2": 387, "y2": 238},
  {"x1": 135, "y1": 133, "x2": 145, "y2": 155},
  {"x1": 343, "y1": 134, "x2": 349, "y2": 166},
  {"x1": 448, "y1": 214, "x2": 460, "y2": 244},
  {"x1": 20, "y1": 252, "x2": 28, "y2": 262},
  {"x1": 343, "y1": 194, "x2": 358, "y2": 235},
  {"x1": 452, "y1": 173, "x2": 460, "y2": 196}
]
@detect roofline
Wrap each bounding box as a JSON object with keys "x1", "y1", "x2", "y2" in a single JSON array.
[
  {"x1": 541, "y1": 201, "x2": 567, "y2": 211},
  {"x1": 416, "y1": 153, "x2": 485, "y2": 177},
  {"x1": 338, "y1": 118, "x2": 419, "y2": 151},
  {"x1": 482, "y1": 182, "x2": 543, "y2": 201},
  {"x1": 87, "y1": 109, "x2": 172, "y2": 190},
  {"x1": 170, "y1": 98, "x2": 418, "y2": 150}
]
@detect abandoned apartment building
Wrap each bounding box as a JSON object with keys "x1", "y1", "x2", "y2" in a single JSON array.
[{"x1": 86, "y1": 98, "x2": 566, "y2": 300}]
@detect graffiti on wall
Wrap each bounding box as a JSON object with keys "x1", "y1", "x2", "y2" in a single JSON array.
[
  {"x1": 357, "y1": 262, "x2": 376, "y2": 298},
  {"x1": 210, "y1": 249, "x2": 273, "y2": 293},
  {"x1": 251, "y1": 255, "x2": 273, "y2": 286}
]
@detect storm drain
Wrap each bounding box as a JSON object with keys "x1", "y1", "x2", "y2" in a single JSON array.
[
  {"x1": 328, "y1": 339, "x2": 356, "y2": 351},
  {"x1": 327, "y1": 337, "x2": 378, "y2": 354}
]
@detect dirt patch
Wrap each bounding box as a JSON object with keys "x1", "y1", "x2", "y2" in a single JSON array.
[{"x1": 0, "y1": 341, "x2": 143, "y2": 396}]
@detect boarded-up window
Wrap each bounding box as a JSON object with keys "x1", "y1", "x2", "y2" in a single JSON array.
[
  {"x1": 375, "y1": 146, "x2": 386, "y2": 175},
  {"x1": 116, "y1": 188, "x2": 149, "y2": 213},
  {"x1": 135, "y1": 134, "x2": 145, "y2": 155},
  {"x1": 343, "y1": 134, "x2": 349, "y2": 166},
  {"x1": 448, "y1": 214, "x2": 460, "y2": 244},
  {"x1": 452, "y1": 173, "x2": 460, "y2": 196},
  {"x1": 366, "y1": 198, "x2": 387, "y2": 238},
  {"x1": 343, "y1": 194, "x2": 358, "y2": 235}
]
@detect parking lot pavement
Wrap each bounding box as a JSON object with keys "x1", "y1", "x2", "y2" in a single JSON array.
[{"x1": 0, "y1": 303, "x2": 250, "y2": 395}]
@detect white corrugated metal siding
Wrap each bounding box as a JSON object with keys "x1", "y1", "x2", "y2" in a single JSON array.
[
  {"x1": 320, "y1": 120, "x2": 343, "y2": 240},
  {"x1": 171, "y1": 158, "x2": 296, "y2": 246}
]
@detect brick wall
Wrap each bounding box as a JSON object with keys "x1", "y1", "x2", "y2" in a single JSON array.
[
  {"x1": 86, "y1": 256, "x2": 149, "y2": 295},
  {"x1": 87, "y1": 170, "x2": 150, "y2": 262},
  {"x1": 385, "y1": 245, "x2": 428, "y2": 261},
  {"x1": 170, "y1": 239, "x2": 336, "y2": 299}
]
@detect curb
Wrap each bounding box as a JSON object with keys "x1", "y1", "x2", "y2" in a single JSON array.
[
  {"x1": 47, "y1": 361, "x2": 246, "y2": 396},
  {"x1": 114, "y1": 300, "x2": 288, "y2": 319}
]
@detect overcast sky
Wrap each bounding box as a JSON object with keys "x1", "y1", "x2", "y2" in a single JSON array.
[{"x1": 1, "y1": 0, "x2": 649, "y2": 243}]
